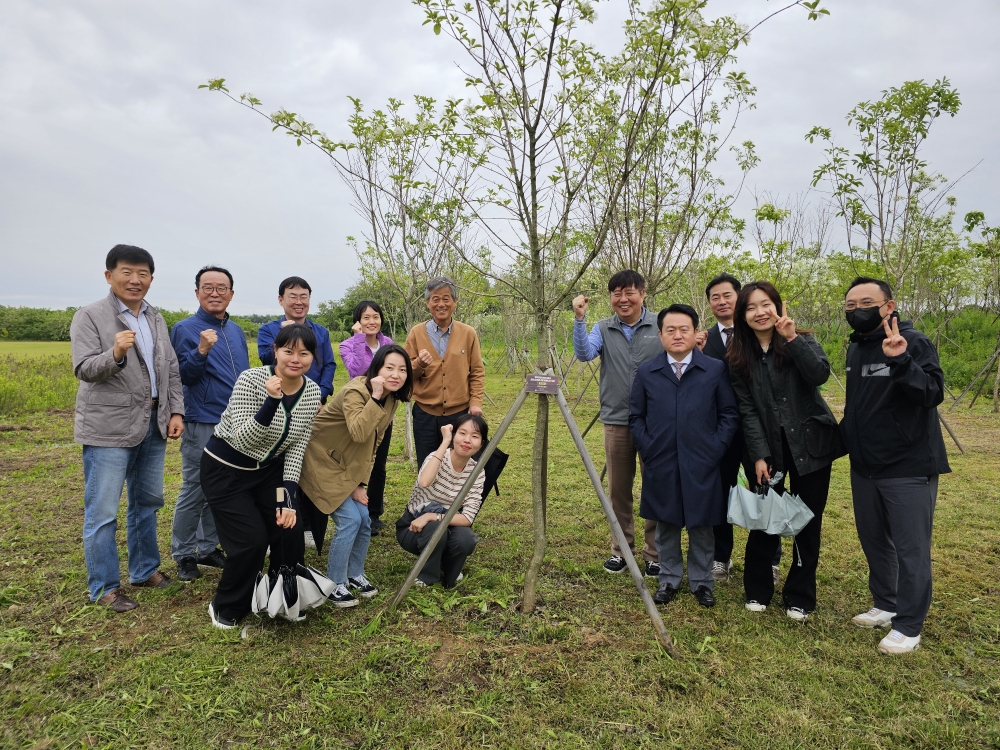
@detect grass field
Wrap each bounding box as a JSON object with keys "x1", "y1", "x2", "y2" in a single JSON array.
[
  {"x1": 0, "y1": 341, "x2": 73, "y2": 357},
  {"x1": 1, "y1": 352, "x2": 999, "y2": 748}
]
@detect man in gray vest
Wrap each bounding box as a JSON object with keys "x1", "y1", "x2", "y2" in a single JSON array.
[{"x1": 573, "y1": 270, "x2": 663, "y2": 576}]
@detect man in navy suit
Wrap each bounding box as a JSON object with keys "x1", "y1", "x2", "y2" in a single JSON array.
[
  {"x1": 697, "y1": 273, "x2": 744, "y2": 581},
  {"x1": 630, "y1": 304, "x2": 740, "y2": 607}
]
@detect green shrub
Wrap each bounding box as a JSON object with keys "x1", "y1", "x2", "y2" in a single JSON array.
[{"x1": 0, "y1": 356, "x2": 77, "y2": 416}]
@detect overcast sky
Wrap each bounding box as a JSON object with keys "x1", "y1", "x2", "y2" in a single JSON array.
[{"x1": 1, "y1": 0, "x2": 997, "y2": 315}]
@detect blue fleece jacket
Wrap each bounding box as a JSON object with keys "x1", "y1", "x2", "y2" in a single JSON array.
[
  {"x1": 170, "y1": 307, "x2": 250, "y2": 424},
  {"x1": 257, "y1": 318, "x2": 336, "y2": 401}
]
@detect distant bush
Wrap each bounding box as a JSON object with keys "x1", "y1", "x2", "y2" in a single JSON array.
[{"x1": 0, "y1": 306, "x2": 261, "y2": 341}]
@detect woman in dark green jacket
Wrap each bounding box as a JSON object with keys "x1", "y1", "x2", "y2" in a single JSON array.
[{"x1": 728, "y1": 281, "x2": 846, "y2": 621}]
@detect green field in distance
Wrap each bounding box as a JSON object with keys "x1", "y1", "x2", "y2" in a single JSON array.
[{"x1": 0, "y1": 341, "x2": 72, "y2": 357}]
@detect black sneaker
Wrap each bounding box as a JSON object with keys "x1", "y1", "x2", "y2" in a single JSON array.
[
  {"x1": 603, "y1": 555, "x2": 628, "y2": 574},
  {"x1": 348, "y1": 575, "x2": 379, "y2": 599},
  {"x1": 653, "y1": 584, "x2": 678, "y2": 605},
  {"x1": 693, "y1": 586, "x2": 716, "y2": 608},
  {"x1": 177, "y1": 556, "x2": 201, "y2": 582},
  {"x1": 370, "y1": 518, "x2": 385, "y2": 536},
  {"x1": 644, "y1": 561, "x2": 660, "y2": 578},
  {"x1": 196, "y1": 548, "x2": 227, "y2": 569},
  {"x1": 208, "y1": 601, "x2": 236, "y2": 630},
  {"x1": 329, "y1": 584, "x2": 359, "y2": 608}
]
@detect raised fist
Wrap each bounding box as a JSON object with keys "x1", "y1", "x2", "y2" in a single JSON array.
[
  {"x1": 369, "y1": 375, "x2": 386, "y2": 399},
  {"x1": 417, "y1": 349, "x2": 434, "y2": 367},
  {"x1": 113, "y1": 330, "x2": 136, "y2": 361},
  {"x1": 572, "y1": 294, "x2": 589, "y2": 321},
  {"x1": 439, "y1": 423, "x2": 454, "y2": 445},
  {"x1": 198, "y1": 329, "x2": 218, "y2": 355},
  {"x1": 264, "y1": 375, "x2": 284, "y2": 399}
]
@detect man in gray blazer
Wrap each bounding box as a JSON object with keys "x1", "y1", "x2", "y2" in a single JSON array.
[{"x1": 71, "y1": 245, "x2": 185, "y2": 612}]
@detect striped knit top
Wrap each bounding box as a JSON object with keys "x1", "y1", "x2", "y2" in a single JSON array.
[
  {"x1": 406, "y1": 449, "x2": 485, "y2": 524},
  {"x1": 211, "y1": 366, "x2": 322, "y2": 492}
]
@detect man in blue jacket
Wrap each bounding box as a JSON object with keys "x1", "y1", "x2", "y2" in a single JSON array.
[
  {"x1": 169, "y1": 266, "x2": 250, "y2": 581},
  {"x1": 257, "y1": 276, "x2": 336, "y2": 403},
  {"x1": 842, "y1": 277, "x2": 951, "y2": 655}
]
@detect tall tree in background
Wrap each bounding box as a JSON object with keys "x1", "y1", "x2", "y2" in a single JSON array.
[{"x1": 806, "y1": 78, "x2": 962, "y2": 301}]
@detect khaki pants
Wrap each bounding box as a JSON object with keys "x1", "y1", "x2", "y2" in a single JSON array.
[{"x1": 604, "y1": 424, "x2": 657, "y2": 562}]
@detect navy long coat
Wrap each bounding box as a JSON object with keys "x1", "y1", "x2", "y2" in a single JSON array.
[{"x1": 629, "y1": 349, "x2": 740, "y2": 528}]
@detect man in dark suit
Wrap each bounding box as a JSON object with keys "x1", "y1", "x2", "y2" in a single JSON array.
[
  {"x1": 697, "y1": 273, "x2": 744, "y2": 582},
  {"x1": 630, "y1": 304, "x2": 740, "y2": 607}
]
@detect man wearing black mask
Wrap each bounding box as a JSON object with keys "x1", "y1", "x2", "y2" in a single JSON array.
[{"x1": 842, "y1": 277, "x2": 950, "y2": 655}]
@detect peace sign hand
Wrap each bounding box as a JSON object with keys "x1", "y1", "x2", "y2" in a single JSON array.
[
  {"x1": 882, "y1": 316, "x2": 907, "y2": 358},
  {"x1": 774, "y1": 302, "x2": 797, "y2": 341}
]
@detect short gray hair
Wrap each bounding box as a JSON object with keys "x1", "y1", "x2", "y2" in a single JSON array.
[{"x1": 424, "y1": 276, "x2": 458, "y2": 300}]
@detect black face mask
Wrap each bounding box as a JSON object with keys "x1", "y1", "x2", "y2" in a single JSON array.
[{"x1": 846, "y1": 305, "x2": 885, "y2": 333}]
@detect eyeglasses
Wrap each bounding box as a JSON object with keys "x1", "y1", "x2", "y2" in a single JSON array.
[
  {"x1": 199, "y1": 285, "x2": 231, "y2": 295},
  {"x1": 843, "y1": 299, "x2": 886, "y2": 312},
  {"x1": 285, "y1": 293, "x2": 310, "y2": 302}
]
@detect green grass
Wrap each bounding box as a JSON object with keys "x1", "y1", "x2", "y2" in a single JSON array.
[
  {"x1": 1, "y1": 364, "x2": 999, "y2": 748},
  {"x1": 0, "y1": 341, "x2": 72, "y2": 357}
]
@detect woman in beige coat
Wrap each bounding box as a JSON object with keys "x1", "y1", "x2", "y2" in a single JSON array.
[{"x1": 299, "y1": 344, "x2": 412, "y2": 607}]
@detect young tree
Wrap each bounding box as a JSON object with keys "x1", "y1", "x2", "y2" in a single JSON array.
[{"x1": 806, "y1": 78, "x2": 962, "y2": 301}]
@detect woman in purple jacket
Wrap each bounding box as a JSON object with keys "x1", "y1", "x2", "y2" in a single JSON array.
[{"x1": 339, "y1": 301, "x2": 395, "y2": 533}]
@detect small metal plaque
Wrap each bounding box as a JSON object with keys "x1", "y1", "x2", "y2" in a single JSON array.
[{"x1": 525, "y1": 374, "x2": 561, "y2": 394}]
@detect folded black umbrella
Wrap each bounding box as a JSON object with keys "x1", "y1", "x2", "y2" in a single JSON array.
[
  {"x1": 474, "y1": 446, "x2": 509, "y2": 502},
  {"x1": 298, "y1": 490, "x2": 330, "y2": 556}
]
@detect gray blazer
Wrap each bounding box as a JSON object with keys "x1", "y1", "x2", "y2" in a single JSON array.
[{"x1": 71, "y1": 290, "x2": 184, "y2": 447}]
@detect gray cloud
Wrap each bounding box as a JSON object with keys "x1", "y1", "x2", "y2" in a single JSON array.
[{"x1": 1, "y1": 0, "x2": 996, "y2": 314}]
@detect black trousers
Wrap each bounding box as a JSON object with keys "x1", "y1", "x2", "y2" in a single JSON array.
[
  {"x1": 366, "y1": 421, "x2": 393, "y2": 521},
  {"x1": 743, "y1": 430, "x2": 830, "y2": 611},
  {"x1": 201, "y1": 453, "x2": 304, "y2": 622},
  {"x1": 412, "y1": 402, "x2": 469, "y2": 468},
  {"x1": 713, "y1": 432, "x2": 745, "y2": 564},
  {"x1": 397, "y1": 520, "x2": 478, "y2": 587}
]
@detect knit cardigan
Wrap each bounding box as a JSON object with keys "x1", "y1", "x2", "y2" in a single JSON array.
[
  {"x1": 212, "y1": 366, "x2": 322, "y2": 489},
  {"x1": 404, "y1": 320, "x2": 485, "y2": 416}
]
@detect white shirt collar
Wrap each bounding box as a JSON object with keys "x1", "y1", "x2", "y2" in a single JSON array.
[{"x1": 667, "y1": 349, "x2": 694, "y2": 367}]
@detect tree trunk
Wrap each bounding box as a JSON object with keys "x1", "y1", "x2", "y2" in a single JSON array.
[{"x1": 521, "y1": 310, "x2": 552, "y2": 613}]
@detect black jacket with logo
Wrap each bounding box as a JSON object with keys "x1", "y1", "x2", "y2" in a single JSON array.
[{"x1": 842, "y1": 316, "x2": 951, "y2": 479}]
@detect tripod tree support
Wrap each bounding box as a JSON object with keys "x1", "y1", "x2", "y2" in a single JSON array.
[
  {"x1": 554, "y1": 387, "x2": 679, "y2": 656},
  {"x1": 389, "y1": 375, "x2": 679, "y2": 657}
]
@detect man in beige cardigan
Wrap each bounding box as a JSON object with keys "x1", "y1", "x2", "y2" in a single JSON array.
[{"x1": 404, "y1": 277, "x2": 486, "y2": 466}]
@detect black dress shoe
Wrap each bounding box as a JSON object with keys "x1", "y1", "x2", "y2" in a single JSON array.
[
  {"x1": 693, "y1": 586, "x2": 716, "y2": 608},
  {"x1": 653, "y1": 584, "x2": 678, "y2": 605},
  {"x1": 196, "y1": 548, "x2": 227, "y2": 569}
]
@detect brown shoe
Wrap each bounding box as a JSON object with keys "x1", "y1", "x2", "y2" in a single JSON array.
[
  {"x1": 134, "y1": 571, "x2": 171, "y2": 589},
  {"x1": 97, "y1": 589, "x2": 138, "y2": 612}
]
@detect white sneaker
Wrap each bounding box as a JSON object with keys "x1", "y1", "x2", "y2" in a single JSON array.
[
  {"x1": 878, "y1": 629, "x2": 920, "y2": 655},
  {"x1": 413, "y1": 579, "x2": 428, "y2": 588},
  {"x1": 711, "y1": 560, "x2": 731, "y2": 582},
  {"x1": 786, "y1": 607, "x2": 809, "y2": 622},
  {"x1": 852, "y1": 607, "x2": 896, "y2": 628},
  {"x1": 455, "y1": 572, "x2": 464, "y2": 583},
  {"x1": 745, "y1": 600, "x2": 767, "y2": 612}
]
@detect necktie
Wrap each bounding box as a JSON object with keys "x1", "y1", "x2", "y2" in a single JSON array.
[
  {"x1": 723, "y1": 327, "x2": 734, "y2": 348},
  {"x1": 673, "y1": 362, "x2": 684, "y2": 380}
]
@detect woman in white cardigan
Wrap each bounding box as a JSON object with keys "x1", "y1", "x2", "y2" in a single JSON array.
[{"x1": 200, "y1": 323, "x2": 321, "y2": 629}]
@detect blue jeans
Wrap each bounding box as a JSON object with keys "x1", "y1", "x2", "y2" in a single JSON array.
[
  {"x1": 82, "y1": 413, "x2": 166, "y2": 600},
  {"x1": 170, "y1": 422, "x2": 219, "y2": 560},
  {"x1": 326, "y1": 499, "x2": 371, "y2": 585}
]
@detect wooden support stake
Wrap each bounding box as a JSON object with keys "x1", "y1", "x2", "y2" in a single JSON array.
[
  {"x1": 937, "y1": 409, "x2": 965, "y2": 454},
  {"x1": 389, "y1": 387, "x2": 530, "y2": 611},
  {"x1": 554, "y1": 388, "x2": 679, "y2": 657},
  {"x1": 581, "y1": 410, "x2": 601, "y2": 439}
]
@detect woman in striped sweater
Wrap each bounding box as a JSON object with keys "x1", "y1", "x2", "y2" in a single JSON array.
[
  {"x1": 200, "y1": 323, "x2": 322, "y2": 629},
  {"x1": 396, "y1": 414, "x2": 487, "y2": 587}
]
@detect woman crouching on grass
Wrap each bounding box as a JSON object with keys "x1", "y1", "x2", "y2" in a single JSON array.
[
  {"x1": 201, "y1": 323, "x2": 321, "y2": 629},
  {"x1": 299, "y1": 344, "x2": 412, "y2": 607},
  {"x1": 396, "y1": 415, "x2": 487, "y2": 588}
]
